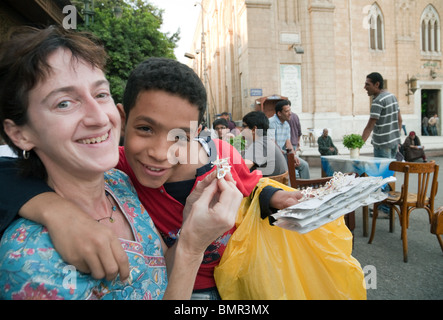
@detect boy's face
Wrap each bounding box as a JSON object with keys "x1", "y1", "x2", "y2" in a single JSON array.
[
  {"x1": 123, "y1": 89, "x2": 204, "y2": 188},
  {"x1": 214, "y1": 124, "x2": 228, "y2": 139}
]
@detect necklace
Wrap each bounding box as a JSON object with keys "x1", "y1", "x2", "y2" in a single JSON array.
[{"x1": 96, "y1": 191, "x2": 116, "y2": 223}]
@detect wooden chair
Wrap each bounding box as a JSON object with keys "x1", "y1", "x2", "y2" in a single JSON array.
[
  {"x1": 287, "y1": 153, "x2": 355, "y2": 232},
  {"x1": 287, "y1": 153, "x2": 332, "y2": 189},
  {"x1": 368, "y1": 161, "x2": 440, "y2": 262},
  {"x1": 268, "y1": 170, "x2": 289, "y2": 185}
]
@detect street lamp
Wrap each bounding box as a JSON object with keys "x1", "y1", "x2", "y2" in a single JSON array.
[
  {"x1": 82, "y1": 0, "x2": 95, "y2": 26},
  {"x1": 290, "y1": 44, "x2": 304, "y2": 54},
  {"x1": 194, "y1": 1, "x2": 210, "y2": 126},
  {"x1": 405, "y1": 74, "x2": 418, "y2": 104},
  {"x1": 184, "y1": 52, "x2": 196, "y2": 59}
]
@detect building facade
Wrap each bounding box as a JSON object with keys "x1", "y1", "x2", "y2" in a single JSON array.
[{"x1": 187, "y1": 0, "x2": 442, "y2": 137}]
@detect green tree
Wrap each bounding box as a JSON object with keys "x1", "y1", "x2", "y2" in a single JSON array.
[{"x1": 76, "y1": 0, "x2": 179, "y2": 103}]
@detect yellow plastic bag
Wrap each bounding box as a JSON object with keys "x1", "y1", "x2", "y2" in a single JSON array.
[{"x1": 214, "y1": 178, "x2": 367, "y2": 300}]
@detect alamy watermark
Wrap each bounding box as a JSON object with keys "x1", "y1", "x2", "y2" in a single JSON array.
[
  {"x1": 363, "y1": 265, "x2": 377, "y2": 289},
  {"x1": 62, "y1": 5, "x2": 78, "y2": 30},
  {"x1": 62, "y1": 265, "x2": 77, "y2": 291}
]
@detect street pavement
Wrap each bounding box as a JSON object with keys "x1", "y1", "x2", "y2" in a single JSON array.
[{"x1": 308, "y1": 156, "x2": 443, "y2": 300}]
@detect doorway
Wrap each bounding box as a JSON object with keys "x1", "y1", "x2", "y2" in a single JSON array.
[{"x1": 421, "y1": 89, "x2": 440, "y2": 135}]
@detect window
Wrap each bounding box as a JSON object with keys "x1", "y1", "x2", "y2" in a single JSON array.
[
  {"x1": 368, "y1": 4, "x2": 384, "y2": 51},
  {"x1": 421, "y1": 5, "x2": 441, "y2": 54}
]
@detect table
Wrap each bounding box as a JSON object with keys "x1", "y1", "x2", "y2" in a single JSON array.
[{"x1": 321, "y1": 155, "x2": 396, "y2": 236}]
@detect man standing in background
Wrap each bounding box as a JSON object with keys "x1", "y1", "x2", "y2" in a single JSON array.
[
  {"x1": 287, "y1": 104, "x2": 303, "y2": 153},
  {"x1": 428, "y1": 113, "x2": 439, "y2": 136},
  {"x1": 422, "y1": 115, "x2": 429, "y2": 136},
  {"x1": 362, "y1": 72, "x2": 402, "y2": 159}
]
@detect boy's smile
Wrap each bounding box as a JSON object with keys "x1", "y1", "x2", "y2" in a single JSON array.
[{"x1": 123, "y1": 90, "x2": 208, "y2": 188}]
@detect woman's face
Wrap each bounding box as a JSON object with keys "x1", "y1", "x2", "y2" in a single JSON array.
[{"x1": 20, "y1": 48, "x2": 120, "y2": 181}]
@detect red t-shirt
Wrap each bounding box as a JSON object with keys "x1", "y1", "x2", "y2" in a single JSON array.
[{"x1": 116, "y1": 139, "x2": 262, "y2": 290}]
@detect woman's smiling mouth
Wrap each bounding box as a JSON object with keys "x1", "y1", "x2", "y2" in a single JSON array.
[{"x1": 78, "y1": 132, "x2": 109, "y2": 145}]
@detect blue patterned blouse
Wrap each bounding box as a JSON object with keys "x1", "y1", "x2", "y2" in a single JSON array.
[{"x1": 0, "y1": 169, "x2": 167, "y2": 300}]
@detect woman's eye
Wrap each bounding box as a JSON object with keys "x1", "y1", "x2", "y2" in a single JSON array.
[
  {"x1": 57, "y1": 101, "x2": 71, "y2": 109},
  {"x1": 96, "y1": 92, "x2": 110, "y2": 99}
]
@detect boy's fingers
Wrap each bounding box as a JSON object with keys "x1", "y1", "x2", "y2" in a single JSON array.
[
  {"x1": 213, "y1": 178, "x2": 242, "y2": 213},
  {"x1": 197, "y1": 171, "x2": 216, "y2": 188},
  {"x1": 194, "y1": 178, "x2": 219, "y2": 208},
  {"x1": 112, "y1": 240, "x2": 130, "y2": 281},
  {"x1": 104, "y1": 238, "x2": 130, "y2": 281}
]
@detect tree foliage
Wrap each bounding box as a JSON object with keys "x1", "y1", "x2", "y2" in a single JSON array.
[{"x1": 75, "y1": 0, "x2": 179, "y2": 103}]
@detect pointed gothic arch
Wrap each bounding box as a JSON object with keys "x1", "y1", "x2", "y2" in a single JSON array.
[
  {"x1": 368, "y1": 3, "x2": 384, "y2": 51},
  {"x1": 421, "y1": 4, "x2": 441, "y2": 54}
]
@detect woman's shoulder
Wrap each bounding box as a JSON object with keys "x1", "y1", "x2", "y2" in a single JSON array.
[
  {"x1": 0, "y1": 219, "x2": 93, "y2": 300},
  {"x1": 0, "y1": 218, "x2": 50, "y2": 250}
]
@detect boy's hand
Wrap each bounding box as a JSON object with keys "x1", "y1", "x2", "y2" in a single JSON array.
[
  {"x1": 20, "y1": 193, "x2": 129, "y2": 281},
  {"x1": 269, "y1": 190, "x2": 303, "y2": 209},
  {"x1": 180, "y1": 171, "x2": 242, "y2": 256}
]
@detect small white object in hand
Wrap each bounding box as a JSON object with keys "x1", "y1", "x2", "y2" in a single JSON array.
[
  {"x1": 299, "y1": 172, "x2": 350, "y2": 201},
  {"x1": 212, "y1": 158, "x2": 231, "y2": 179}
]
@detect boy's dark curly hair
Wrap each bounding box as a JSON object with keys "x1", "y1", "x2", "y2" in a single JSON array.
[{"x1": 123, "y1": 57, "x2": 207, "y2": 124}]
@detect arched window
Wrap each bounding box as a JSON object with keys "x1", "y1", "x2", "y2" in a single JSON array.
[
  {"x1": 421, "y1": 5, "x2": 441, "y2": 54},
  {"x1": 368, "y1": 4, "x2": 384, "y2": 51}
]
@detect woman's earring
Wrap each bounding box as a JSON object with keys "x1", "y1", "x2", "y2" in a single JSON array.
[{"x1": 22, "y1": 149, "x2": 30, "y2": 160}]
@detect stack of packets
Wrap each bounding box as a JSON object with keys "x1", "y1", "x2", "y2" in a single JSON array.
[{"x1": 272, "y1": 172, "x2": 396, "y2": 234}]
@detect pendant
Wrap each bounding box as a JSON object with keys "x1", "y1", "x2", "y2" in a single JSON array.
[{"x1": 109, "y1": 217, "x2": 115, "y2": 223}]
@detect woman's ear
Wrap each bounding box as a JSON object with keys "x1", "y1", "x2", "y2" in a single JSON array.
[{"x1": 2, "y1": 119, "x2": 35, "y2": 151}]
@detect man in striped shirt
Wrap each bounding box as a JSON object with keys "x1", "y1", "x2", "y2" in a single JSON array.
[{"x1": 362, "y1": 72, "x2": 403, "y2": 159}]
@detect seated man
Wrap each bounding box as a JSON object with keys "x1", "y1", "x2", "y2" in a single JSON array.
[
  {"x1": 242, "y1": 111, "x2": 288, "y2": 177},
  {"x1": 268, "y1": 100, "x2": 310, "y2": 179},
  {"x1": 318, "y1": 128, "x2": 338, "y2": 155}
]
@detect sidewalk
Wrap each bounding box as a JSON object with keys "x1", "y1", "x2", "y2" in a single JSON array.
[{"x1": 299, "y1": 134, "x2": 443, "y2": 168}]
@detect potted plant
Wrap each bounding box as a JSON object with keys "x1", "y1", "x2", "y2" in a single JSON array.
[{"x1": 342, "y1": 134, "x2": 365, "y2": 158}]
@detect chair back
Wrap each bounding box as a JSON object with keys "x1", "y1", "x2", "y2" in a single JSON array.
[
  {"x1": 388, "y1": 161, "x2": 439, "y2": 208},
  {"x1": 287, "y1": 152, "x2": 333, "y2": 189},
  {"x1": 268, "y1": 171, "x2": 289, "y2": 185}
]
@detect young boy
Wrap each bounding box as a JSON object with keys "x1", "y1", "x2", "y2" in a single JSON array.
[
  {"x1": 242, "y1": 111, "x2": 288, "y2": 177},
  {"x1": 0, "y1": 57, "x2": 302, "y2": 299}
]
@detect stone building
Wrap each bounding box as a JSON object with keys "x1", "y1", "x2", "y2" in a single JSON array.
[{"x1": 187, "y1": 0, "x2": 442, "y2": 138}]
